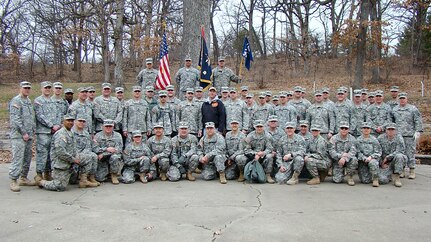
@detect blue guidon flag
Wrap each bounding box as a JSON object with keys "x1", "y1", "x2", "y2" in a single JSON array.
[
  {"x1": 242, "y1": 36, "x2": 253, "y2": 70},
  {"x1": 198, "y1": 27, "x2": 212, "y2": 90}
]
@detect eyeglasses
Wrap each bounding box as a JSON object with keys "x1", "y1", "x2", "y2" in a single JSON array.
[
  {"x1": 340, "y1": 127, "x2": 349, "y2": 130},
  {"x1": 116, "y1": 92, "x2": 123, "y2": 94},
  {"x1": 160, "y1": 96, "x2": 167, "y2": 98},
  {"x1": 89, "y1": 91, "x2": 95, "y2": 93},
  {"x1": 103, "y1": 88, "x2": 111, "y2": 90}
]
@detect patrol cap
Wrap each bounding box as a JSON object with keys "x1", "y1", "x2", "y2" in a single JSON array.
[
  {"x1": 146, "y1": 86, "x2": 154, "y2": 92},
  {"x1": 186, "y1": 88, "x2": 194, "y2": 94},
  {"x1": 53, "y1": 82, "x2": 63, "y2": 88},
  {"x1": 386, "y1": 123, "x2": 397, "y2": 129},
  {"x1": 286, "y1": 91, "x2": 293, "y2": 96},
  {"x1": 279, "y1": 91, "x2": 287, "y2": 97},
  {"x1": 259, "y1": 92, "x2": 266, "y2": 98},
  {"x1": 102, "y1": 83, "x2": 111, "y2": 89},
  {"x1": 63, "y1": 114, "x2": 75, "y2": 120},
  {"x1": 354, "y1": 89, "x2": 362, "y2": 97},
  {"x1": 132, "y1": 86, "x2": 142, "y2": 92},
  {"x1": 76, "y1": 115, "x2": 86, "y2": 122},
  {"x1": 390, "y1": 86, "x2": 399, "y2": 92},
  {"x1": 285, "y1": 122, "x2": 296, "y2": 129},
  {"x1": 20, "y1": 81, "x2": 32, "y2": 88},
  {"x1": 268, "y1": 115, "x2": 278, "y2": 122},
  {"x1": 322, "y1": 87, "x2": 330, "y2": 94},
  {"x1": 368, "y1": 92, "x2": 375, "y2": 97},
  {"x1": 87, "y1": 86, "x2": 95, "y2": 92},
  {"x1": 361, "y1": 122, "x2": 372, "y2": 129},
  {"x1": 294, "y1": 86, "x2": 302, "y2": 92},
  {"x1": 301, "y1": 87, "x2": 306, "y2": 93},
  {"x1": 115, "y1": 87, "x2": 124, "y2": 93},
  {"x1": 272, "y1": 95, "x2": 279, "y2": 101},
  {"x1": 339, "y1": 121, "x2": 350, "y2": 129},
  {"x1": 398, "y1": 92, "x2": 408, "y2": 99},
  {"x1": 64, "y1": 88, "x2": 74, "y2": 94},
  {"x1": 246, "y1": 93, "x2": 254, "y2": 98},
  {"x1": 230, "y1": 88, "x2": 237, "y2": 93},
  {"x1": 265, "y1": 91, "x2": 272, "y2": 97},
  {"x1": 166, "y1": 85, "x2": 175, "y2": 91},
  {"x1": 209, "y1": 86, "x2": 217, "y2": 92},
  {"x1": 158, "y1": 90, "x2": 168, "y2": 97},
  {"x1": 361, "y1": 88, "x2": 369, "y2": 94},
  {"x1": 178, "y1": 121, "x2": 189, "y2": 129},
  {"x1": 221, "y1": 87, "x2": 229, "y2": 93},
  {"x1": 218, "y1": 56, "x2": 225, "y2": 61},
  {"x1": 339, "y1": 86, "x2": 348, "y2": 92},
  {"x1": 41, "y1": 81, "x2": 52, "y2": 88},
  {"x1": 184, "y1": 55, "x2": 192, "y2": 61},
  {"x1": 375, "y1": 90, "x2": 384, "y2": 97},
  {"x1": 299, "y1": 120, "x2": 309, "y2": 127},
  {"x1": 195, "y1": 86, "x2": 203, "y2": 92},
  {"x1": 103, "y1": 119, "x2": 115, "y2": 126},
  {"x1": 132, "y1": 130, "x2": 143, "y2": 137},
  {"x1": 336, "y1": 88, "x2": 344, "y2": 94},
  {"x1": 77, "y1": 87, "x2": 88, "y2": 93},
  {"x1": 205, "y1": 122, "x2": 215, "y2": 128},
  {"x1": 310, "y1": 124, "x2": 321, "y2": 131},
  {"x1": 145, "y1": 58, "x2": 153, "y2": 64},
  {"x1": 254, "y1": 120, "x2": 265, "y2": 127},
  {"x1": 241, "y1": 86, "x2": 249, "y2": 91},
  {"x1": 153, "y1": 122, "x2": 164, "y2": 129},
  {"x1": 230, "y1": 120, "x2": 239, "y2": 124},
  {"x1": 314, "y1": 90, "x2": 323, "y2": 96}
]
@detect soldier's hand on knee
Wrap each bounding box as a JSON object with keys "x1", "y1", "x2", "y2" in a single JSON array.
[
  {"x1": 107, "y1": 147, "x2": 117, "y2": 153},
  {"x1": 279, "y1": 166, "x2": 286, "y2": 172},
  {"x1": 151, "y1": 156, "x2": 158, "y2": 163},
  {"x1": 304, "y1": 156, "x2": 309, "y2": 162},
  {"x1": 338, "y1": 158, "x2": 346, "y2": 166},
  {"x1": 365, "y1": 156, "x2": 372, "y2": 163},
  {"x1": 98, "y1": 154, "x2": 104, "y2": 160},
  {"x1": 23, "y1": 133, "x2": 30, "y2": 141}
]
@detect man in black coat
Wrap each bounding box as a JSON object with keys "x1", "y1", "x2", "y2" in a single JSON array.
[{"x1": 201, "y1": 87, "x2": 226, "y2": 134}]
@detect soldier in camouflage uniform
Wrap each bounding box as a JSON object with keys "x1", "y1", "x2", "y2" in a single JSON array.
[
  {"x1": 147, "y1": 123, "x2": 172, "y2": 181},
  {"x1": 392, "y1": 92, "x2": 423, "y2": 179},
  {"x1": 166, "y1": 85, "x2": 181, "y2": 137},
  {"x1": 271, "y1": 95, "x2": 279, "y2": 107},
  {"x1": 225, "y1": 120, "x2": 248, "y2": 181},
  {"x1": 193, "y1": 86, "x2": 205, "y2": 104},
  {"x1": 387, "y1": 86, "x2": 399, "y2": 110},
  {"x1": 288, "y1": 86, "x2": 310, "y2": 127},
  {"x1": 93, "y1": 119, "x2": 123, "y2": 184},
  {"x1": 198, "y1": 122, "x2": 228, "y2": 183},
  {"x1": 306, "y1": 90, "x2": 335, "y2": 139},
  {"x1": 304, "y1": 125, "x2": 331, "y2": 185},
  {"x1": 152, "y1": 90, "x2": 175, "y2": 136},
  {"x1": 377, "y1": 123, "x2": 407, "y2": 187},
  {"x1": 144, "y1": 85, "x2": 158, "y2": 112},
  {"x1": 245, "y1": 93, "x2": 256, "y2": 131},
  {"x1": 64, "y1": 88, "x2": 74, "y2": 105},
  {"x1": 211, "y1": 56, "x2": 240, "y2": 95},
  {"x1": 136, "y1": 58, "x2": 158, "y2": 89},
  {"x1": 93, "y1": 83, "x2": 123, "y2": 132},
  {"x1": 225, "y1": 88, "x2": 249, "y2": 132},
  {"x1": 122, "y1": 86, "x2": 152, "y2": 145},
  {"x1": 367, "y1": 91, "x2": 376, "y2": 106},
  {"x1": 244, "y1": 120, "x2": 275, "y2": 184},
  {"x1": 9, "y1": 81, "x2": 36, "y2": 192},
  {"x1": 366, "y1": 90, "x2": 392, "y2": 135},
  {"x1": 240, "y1": 86, "x2": 249, "y2": 101},
  {"x1": 38, "y1": 115, "x2": 97, "y2": 191},
  {"x1": 265, "y1": 91, "x2": 272, "y2": 104},
  {"x1": 87, "y1": 86, "x2": 96, "y2": 102},
  {"x1": 274, "y1": 91, "x2": 297, "y2": 128},
  {"x1": 351, "y1": 89, "x2": 368, "y2": 137},
  {"x1": 356, "y1": 122, "x2": 382, "y2": 187},
  {"x1": 333, "y1": 88, "x2": 354, "y2": 134},
  {"x1": 175, "y1": 56, "x2": 200, "y2": 99},
  {"x1": 220, "y1": 87, "x2": 230, "y2": 103},
  {"x1": 177, "y1": 88, "x2": 202, "y2": 137},
  {"x1": 51, "y1": 82, "x2": 68, "y2": 126},
  {"x1": 170, "y1": 122, "x2": 200, "y2": 181},
  {"x1": 298, "y1": 120, "x2": 312, "y2": 152},
  {"x1": 252, "y1": 92, "x2": 274, "y2": 125},
  {"x1": 122, "y1": 130, "x2": 154, "y2": 184},
  {"x1": 328, "y1": 121, "x2": 358, "y2": 186},
  {"x1": 266, "y1": 115, "x2": 284, "y2": 156},
  {"x1": 34, "y1": 81, "x2": 59, "y2": 182},
  {"x1": 274, "y1": 122, "x2": 306, "y2": 185},
  {"x1": 361, "y1": 89, "x2": 370, "y2": 106},
  {"x1": 68, "y1": 87, "x2": 94, "y2": 134}
]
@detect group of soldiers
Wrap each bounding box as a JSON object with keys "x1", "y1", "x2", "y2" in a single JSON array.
[{"x1": 8, "y1": 57, "x2": 423, "y2": 192}]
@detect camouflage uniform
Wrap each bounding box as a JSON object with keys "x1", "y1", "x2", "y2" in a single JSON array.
[
  {"x1": 93, "y1": 130, "x2": 123, "y2": 181},
  {"x1": 211, "y1": 66, "x2": 239, "y2": 94},
  {"x1": 170, "y1": 134, "x2": 199, "y2": 181},
  {"x1": 225, "y1": 99, "x2": 250, "y2": 131},
  {"x1": 356, "y1": 135, "x2": 382, "y2": 184},
  {"x1": 274, "y1": 104, "x2": 297, "y2": 128},
  {"x1": 144, "y1": 96, "x2": 158, "y2": 113},
  {"x1": 305, "y1": 135, "x2": 331, "y2": 178},
  {"x1": 167, "y1": 95, "x2": 181, "y2": 136},
  {"x1": 387, "y1": 98, "x2": 399, "y2": 110},
  {"x1": 51, "y1": 96, "x2": 68, "y2": 127},
  {"x1": 377, "y1": 133, "x2": 407, "y2": 184},
  {"x1": 68, "y1": 100, "x2": 94, "y2": 134},
  {"x1": 366, "y1": 102, "x2": 392, "y2": 134},
  {"x1": 274, "y1": 134, "x2": 306, "y2": 183},
  {"x1": 8, "y1": 93, "x2": 36, "y2": 180},
  {"x1": 123, "y1": 98, "x2": 152, "y2": 143},
  {"x1": 333, "y1": 100, "x2": 354, "y2": 133},
  {"x1": 299, "y1": 131, "x2": 313, "y2": 152},
  {"x1": 306, "y1": 103, "x2": 335, "y2": 136},
  {"x1": 72, "y1": 127, "x2": 98, "y2": 180},
  {"x1": 175, "y1": 67, "x2": 200, "y2": 99},
  {"x1": 147, "y1": 135, "x2": 172, "y2": 177},
  {"x1": 136, "y1": 68, "x2": 158, "y2": 89},
  {"x1": 198, "y1": 132, "x2": 227, "y2": 180},
  {"x1": 152, "y1": 103, "x2": 175, "y2": 136},
  {"x1": 176, "y1": 99, "x2": 202, "y2": 135},
  {"x1": 122, "y1": 140, "x2": 153, "y2": 184},
  {"x1": 352, "y1": 102, "x2": 368, "y2": 137},
  {"x1": 252, "y1": 103, "x2": 274, "y2": 124},
  {"x1": 288, "y1": 99, "x2": 310, "y2": 124},
  {"x1": 225, "y1": 131, "x2": 248, "y2": 180},
  {"x1": 328, "y1": 133, "x2": 358, "y2": 183},
  {"x1": 93, "y1": 96, "x2": 123, "y2": 132},
  {"x1": 245, "y1": 102, "x2": 257, "y2": 131},
  {"x1": 244, "y1": 130, "x2": 274, "y2": 174}
]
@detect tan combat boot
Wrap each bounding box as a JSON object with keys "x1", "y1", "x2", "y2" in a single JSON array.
[
  {"x1": 408, "y1": 168, "x2": 415, "y2": 179},
  {"x1": 194, "y1": 168, "x2": 202, "y2": 174},
  {"x1": 186, "y1": 171, "x2": 196, "y2": 181},
  {"x1": 307, "y1": 177, "x2": 320, "y2": 185},
  {"x1": 43, "y1": 171, "x2": 53, "y2": 181},
  {"x1": 18, "y1": 177, "x2": 36, "y2": 186},
  {"x1": 138, "y1": 173, "x2": 148, "y2": 183},
  {"x1": 266, "y1": 174, "x2": 275, "y2": 184},
  {"x1": 286, "y1": 171, "x2": 300, "y2": 185},
  {"x1": 319, "y1": 170, "x2": 328, "y2": 182},
  {"x1": 372, "y1": 177, "x2": 379, "y2": 187},
  {"x1": 88, "y1": 174, "x2": 100, "y2": 186},
  {"x1": 347, "y1": 175, "x2": 355, "y2": 186},
  {"x1": 79, "y1": 174, "x2": 98, "y2": 188},
  {"x1": 237, "y1": 170, "x2": 245, "y2": 182},
  {"x1": 160, "y1": 172, "x2": 167, "y2": 181},
  {"x1": 400, "y1": 169, "x2": 405, "y2": 178},
  {"x1": 10, "y1": 179, "x2": 20, "y2": 192},
  {"x1": 394, "y1": 174, "x2": 402, "y2": 187},
  {"x1": 219, "y1": 171, "x2": 227, "y2": 184},
  {"x1": 111, "y1": 173, "x2": 120, "y2": 184},
  {"x1": 34, "y1": 173, "x2": 43, "y2": 186}
]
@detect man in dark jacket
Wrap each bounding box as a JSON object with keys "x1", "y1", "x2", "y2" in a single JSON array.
[{"x1": 201, "y1": 87, "x2": 226, "y2": 134}]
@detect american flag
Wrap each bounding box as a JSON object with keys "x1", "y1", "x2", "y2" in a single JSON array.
[{"x1": 156, "y1": 31, "x2": 170, "y2": 90}]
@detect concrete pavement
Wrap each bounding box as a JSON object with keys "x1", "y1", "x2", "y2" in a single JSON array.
[{"x1": 1, "y1": 163, "x2": 430, "y2": 242}]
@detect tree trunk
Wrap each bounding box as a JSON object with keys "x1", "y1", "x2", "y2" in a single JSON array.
[
  {"x1": 353, "y1": 0, "x2": 370, "y2": 89},
  {"x1": 370, "y1": 0, "x2": 381, "y2": 83},
  {"x1": 210, "y1": 1, "x2": 220, "y2": 62},
  {"x1": 102, "y1": 19, "x2": 110, "y2": 83},
  {"x1": 114, "y1": 0, "x2": 125, "y2": 87}
]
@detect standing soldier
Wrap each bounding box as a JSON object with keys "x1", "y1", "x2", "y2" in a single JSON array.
[
  {"x1": 351, "y1": 89, "x2": 368, "y2": 137},
  {"x1": 245, "y1": 93, "x2": 256, "y2": 131},
  {"x1": 274, "y1": 122, "x2": 306, "y2": 185},
  {"x1": 333, "y1": 88, "x2": 354, "y2": 134},
  {"x1": 51, "y1": 82, "x2": 68, "y2": 126},
  {"x1": 304, "y1": 125, "x2": 331, "y2": 185},
  {"x1": 298, "y1": 120, "x2": 312, "y2": 152},
  {"x1": 122, "y1": 130, "x2": 154, "y2": 184},
  {"x1": 377, "y1": 123, "x2": 406, "y2": 187},
  {"x1": 322, "y1": 87, "x2": 334, "y2": 107},
  {"x1": 366, "y1": 90, "x2": 392, "y2": 135},
  {"x1": 34, "y1": 81, "x2": 59, "y2": 182},
  {"x1": 198, "y1": 122, "x2": 228, "y2": 183},
  {"x1": 225, "y1": 120, "x2": 248, "y2": 181},
  {"x1": 166, "y1": 85, "x2": 181, "y2": 137},
  {"x1": 114, "y1": 87, "x2": 125, "y2": 135},
  {"x1": 68, "y1": 87, "x2": 94, "y2": 135},
  {"x1": 170, "y1": 122, "x2": 200, "y2": 181},
  {"x1": 193, "y1": 86, "x2": 205, "y2": 104},
  {"x1": 136, "y1": 58, "x2": 157, "y2": 89},
  {"x1": 177, "y1": 88, "x2": 202, "y2": 137},
  {"x1": 225, "y1": 88, "x2": 249, "y2": 133},
  {"x1": 289, "y1": 86, "x2": 310, "y2": 125},
  {"x1": 356, "y1": 122, "x2": 382, "y2": 187},
  {"x1": 220, "y1": 87, "x2": 230, "y2": 103},
  {"x1": 93, "y1": 119, "x2": 123, "y2": 184},
  {"x1": 211, "y1": 56, "x2": 240, "y2": 95},
  {"x1": 306, "y1": 90, "x2": 335, "y2": 139},
  {"x1": 38, "y1": 115, "x2": 97, "y2": 191},
  {"x1": 87, "y1": 86, "x2": 96, "y2": 102},
  {"x1": 123, "y1": 86, "x2": 152, "y2": 144},
  {"x1": 240, "y1": 86, "x2": 249, "y2": 101},
  {"x1": 152, "y1": 90, "x2": 175, "y2": 137},
  {"x1": 147, "y1": 123, "x2": 172, "y2": 181},
  {"x1": 368, "y1": 91, "x2": 376, "y2": 106},
  {"x1": 244, "y1": 120, "x2": 275, "y2": 184},
  {"x1": 274, "y1": 91, "x2": 297, "y2": 128},
  {"x1": 143, "y1": 86, "x2": 158, "y2": 112},
  {"x1": 9, "y1": 81, "x2": 36, "y2": 192},
  {"x1": 392, "y1": 92, "x2": 423, "y2": 179},
  {"x1": 253, "y1": 92, "x2": 274, "y2": 125},
  {"x1": 361, "y1": 89, "x2": 370, "y2": 106},
  {"x1": 328, "y1": 121, "x2": 358, "y2": 186},
  {"x1": 387, "y1": 86, "x2": 399, "y2": 110},
  {"x1": 64, "y1": 88, "x2": 74, "y2": 105},
  {"x1": 93, "y1": 83, "x2": 122, "y2": 133},
  {"x1": 175, "y1": 56, "x2": 200, "y2": 99},
  {"x1": 271, "y1": 95, "x2": 279, "y2": 107},
  {"x1": 265, "y1": 91, "x2": 272, "y2": 104}
]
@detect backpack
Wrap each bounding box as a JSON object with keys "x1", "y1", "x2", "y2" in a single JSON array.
[{"x1": 244, "y1": 160, "x2": 266, "y2": 183}]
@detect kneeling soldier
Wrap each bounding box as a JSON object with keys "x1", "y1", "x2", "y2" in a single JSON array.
[
  {"x1": 305, "y1": 125, "x2": 331, "y2": 185},
  {"x1": 356, "y1": 122, "x2": 382, "y2": 187},
  {"x1": 225, "y1": 120, "x2": 248, "y2": 181},
  {"x1": 147, "y1": 122, "x2": 172, "y2": 181}
]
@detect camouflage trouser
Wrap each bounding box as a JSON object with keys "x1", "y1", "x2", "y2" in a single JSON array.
[
  {"x1": 42, "y1": 168, "x2": 71, "y2": 192},
  {"x1": 305, "y1": 157, "x2": 329, "y2": 178},
  {"x1": 233, "y1": 155, "x2": 249, "y2": 171},
  {"x1": 157, "y1": 157, "x2": 170, "y2": 173},
  {"x1": 403, "y1": 136, "x2": 416, "y2": 169},
  {"x1": 379, "y1": 154, "x2": 407, "y2": 184},
  {"x1": 69, "y1": 152, "x2": 98, "y2": 184},
  {"x1": 201, "y1": 155, "x2": 227, "y2": 180},
  {"x1": 121, "y1": 157, "x2": 151, "y2": 184},
  {"x1": 36, "y1": 133, "x2": 52, "y2": 173},
  {"x1": 225, "y1": 155, "x2": 248, "y2": 180},
  {"x1": 332, "y1": 157, "x2": 358, "y2": 183},
  {"x1": 275, "y1": 156, "x2": 304, "y2": 183},
  {"x1": 358, "y1": 159, "x2": 379, "y2": 184},
  {"x1": 9, "y1": 138, "x2": 33, "y2": 180},
  {"x1": 95, "y1": 154, "x2": 123, "y2": 182},
  {"x1": 256, "y1": 154, "x2": 274, "y2": 174},
  {"x1": 168, "y1": 155, "x2": 200, "y2": 181}
]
